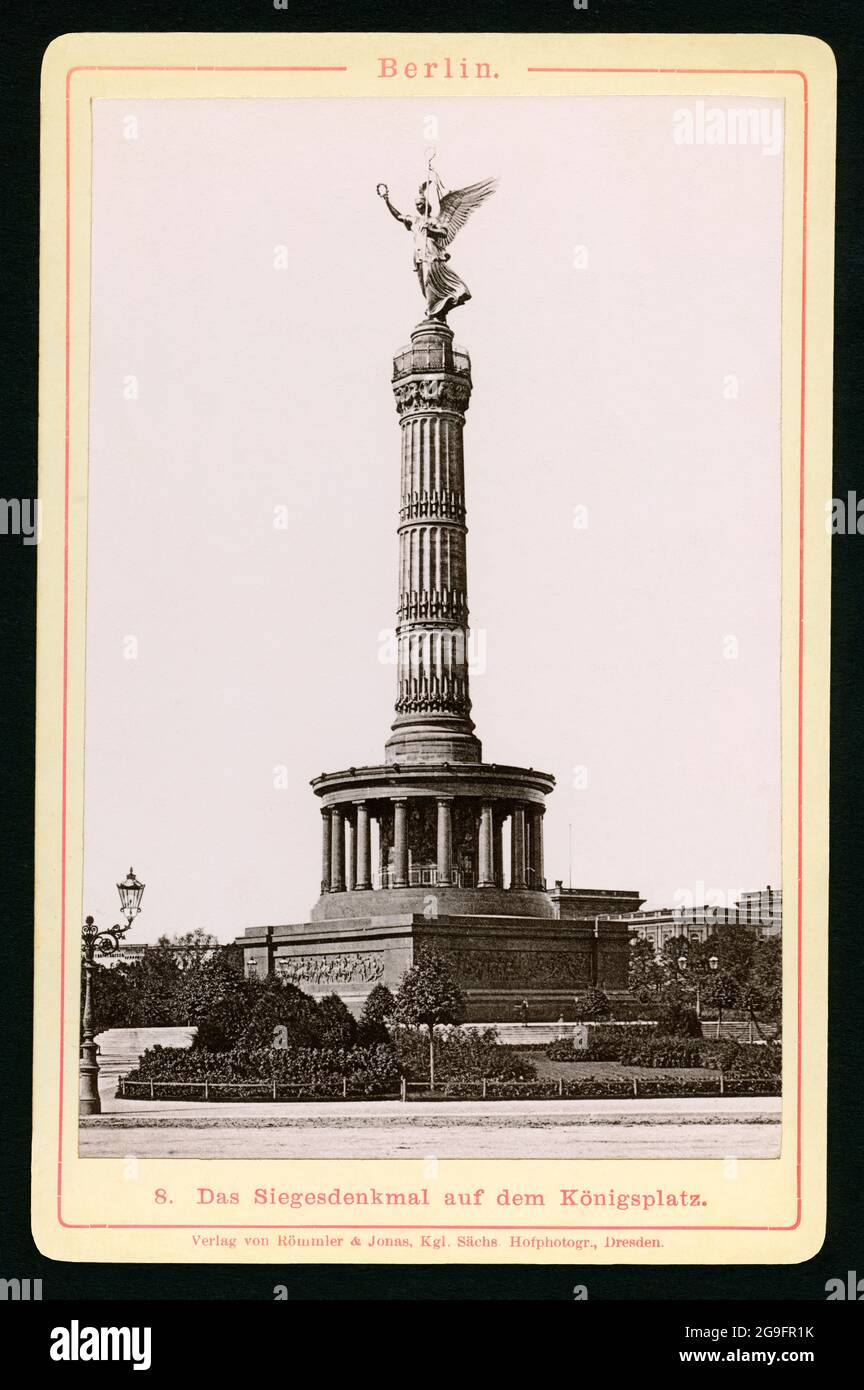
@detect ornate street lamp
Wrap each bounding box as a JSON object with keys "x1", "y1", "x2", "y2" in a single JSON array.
[
  {"x1": 676, "y1": 947, "x2": 713, "y2": 1020},
  {"x1": 117, "y1": 867, "x2": 145, "y2": 928},
  {"x1": 79, "y1": 868, "x2": 145, "y2": 1116},
  {"x1": 707, "y1": 953, "x2": 721, "y2": 1036}
]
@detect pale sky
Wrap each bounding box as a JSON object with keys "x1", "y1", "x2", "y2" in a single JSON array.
[{"x1": 83, "y1": 95, "x2": 783, "y2": 942}]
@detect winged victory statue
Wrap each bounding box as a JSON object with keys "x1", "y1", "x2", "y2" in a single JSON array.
[{"x1": 377, "y1": 158, "x2": 498, "y2": 322}]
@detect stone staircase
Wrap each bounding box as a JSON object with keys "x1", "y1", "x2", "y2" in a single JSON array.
[{"x1": 94, "y1": 1027, "x2": 197, "y2": 1099}]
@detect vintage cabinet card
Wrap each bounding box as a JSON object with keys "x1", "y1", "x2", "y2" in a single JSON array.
[{"x1": 32, "y1": 30, "x2": 835, "y2": 1264}]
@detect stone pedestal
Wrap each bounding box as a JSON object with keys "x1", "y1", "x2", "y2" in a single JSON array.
[{"x1": 239, "y1": 913, "x2": 633, "y2": 1023}]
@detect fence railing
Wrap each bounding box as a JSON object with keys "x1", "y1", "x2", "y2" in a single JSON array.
[
  {"x1": 373, "y1": 865, "x2": 472, "y2": 889},
  {"x1": 118, "y1": 1077, "x2": 354, "y2": 1100},
  {"x1": 392, "y1": 344, "x2": 471, "y2": 378},
  {"x1": 117, "y1": 1071, "x2": 776, "y2": 1103}
]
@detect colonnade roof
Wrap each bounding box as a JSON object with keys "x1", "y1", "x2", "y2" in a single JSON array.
[{"x1": 310, "y1": 760, "x2": 555, "y2": 806}]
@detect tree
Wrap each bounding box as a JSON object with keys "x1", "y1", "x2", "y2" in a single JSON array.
[
  {"x1": 116, "y1": 941, "x2": 182, "y2": 1027},
  {"x1": 358, "y1": 984, "x2": 396, "y2": 1045},
  {"x1": 573, "y1": 987, "x2": 611, "y2": 1022},
  {"x1": 169, "y1": 928, "x2": 219, "y2": 972},
  {"x1": 700, "y1": 969, "x2": 740, "y2": 1037},
  {"x1": 317, "y1": 993, "x2": 357, "y2": 1048},
  {"x1": 628, "y1": 936, "x2": 665, "y2": 1002},
  {"x1": 704, "y1": 924, "x2": 756, "y2": 985},
  {"x1": 80, "y1": 961, "x2": 139, "y2": 1034},
  {"x1": 173, "y1": 941, "x2": 237, "y2": 1026},
  {"x1": 656, "y1": 1000, "x2": 702, "y2": 1038},
  {"x1": 740, "y1": 937, "x2": 782, "y2": 1038},
  {"x1": 750, "y1": 938, "x2": 782, "y2": 1016},
  {"x1": 393, "y1": 953, "x2": 464, "y2": 1090}
]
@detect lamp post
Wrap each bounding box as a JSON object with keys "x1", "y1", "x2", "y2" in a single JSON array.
[
  {"x1": 707, "y1": 953, "x2": 720, "y2": 1037},
  {"x1": 676, "y1": 949, "x2": 719, "y2": 1021},
  {"x1": 676, "y1": 952, "x2": 698, "y2": 1017},
  {"x1": 79, "y1": 868, "x2": 145, "y2": 1116}
]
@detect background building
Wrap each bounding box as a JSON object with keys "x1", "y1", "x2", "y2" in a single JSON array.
[{"x1": 610, "y1": 885, "x2": 782, "y2": 953}]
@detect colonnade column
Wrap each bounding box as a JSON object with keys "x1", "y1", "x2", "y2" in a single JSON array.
[
  {"x1": 345, "y1": 814, "x2": 356, "y2": 892},
  {"x1": 329, "y1": 806, "x2": 345, "y2": 892},
  {"x1": 478, "y1": 802, "x2": 495, "y2": 887},
  {"x1": 530, "y1": 807, "x2": 545, "y2": 889},
  {"x1": 493, "y1": 813, "x2": 503, "y2": 888},
  {"x1": 436, "y1": 797, "x2": 453, "y2": 886},
  {"x1": 321, "y1": 808, "x2": 332, "y2": 893},
  {"x1": 393, "y1": 799, "x2": 409, "y2": 887},
  {"x1": 354, "y1": 801, "x2": 372, "y2": 890},
  {"x1": 510, "y1": 804, "x2": 527, "y2": 889}
]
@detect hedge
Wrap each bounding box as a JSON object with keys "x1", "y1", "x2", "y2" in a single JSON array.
[
  {"x1": 546, "y1": 1034, "x2": 782, "y2": 1075},
  {"x1": 413, "y1": 1075, "x2": 780, "y2": 1100},
  {"x1": 390, "y1": 1026, "x2": 536, "y2": 1082},
  {"x1": 618, "y1": 1037, "x2": 782, "y2": 1074},
  {"x1": 121, "y1": 1043, "x2": 401, "y2": 1097},
  {"x1": 547, "y1": 1025, "x2": 658, "y2": 1062}
]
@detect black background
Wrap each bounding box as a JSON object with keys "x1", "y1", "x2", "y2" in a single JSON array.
[{"x1": 1, "y1": 0, "x2": 861, "y2": 1305}]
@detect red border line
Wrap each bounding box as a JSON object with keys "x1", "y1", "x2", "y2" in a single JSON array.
[{"x1": 58, "y1": 64, "x2": 808, "y2": 1237}]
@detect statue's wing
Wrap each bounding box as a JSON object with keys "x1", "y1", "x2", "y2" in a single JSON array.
[{"x1": 438, "y1": 177, "x2": 498, "y2": 247}]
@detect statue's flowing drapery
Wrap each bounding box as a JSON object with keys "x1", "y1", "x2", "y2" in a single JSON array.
[
  {"x1": 413, "y1": 220, "x2": 472, "y2": 318},
  {"x1": 424, "y1": 256, "x2": 471, "y2": 318}
]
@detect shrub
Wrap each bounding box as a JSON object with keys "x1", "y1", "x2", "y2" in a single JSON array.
[
  {"x1": 695, "y1": 1039, "x2": 741, "y2": 1071},
  {"x1": 391, "y1": 1026, "x2": 536, "y2": 1083},
  {"x1": 587, "y1": 1024, "x2": 659, "y2": 1060},
  {"x1": 615, "y1": 1036, "x2": 783, "y2": 1076},
  {"x1": 655, "y1": 1003, "x2": 703, "y2": 1038},
  {"x1": 726, "y1": 1041, "x2": 782, "y2": 1076},
  {"x1": 409, "y1": 1075, "x2": 782, "y2": 1100},
  {"x1": 605, "y1": 999, "x2": 660, "y2": 1022},
  {"x1": 316, "y1": 993, "x2": 357, "y2": 1048},
  {"x1": 194, "y1": 975, "x2": 323, "y2": 1052},
  {"x1": 357, "y1": 984, "x2": 396, "y2": 1045},
  {"x1": 546, "y1": 1039, "x2": 579, "y2": 1061},
  {"x1": 547, "y1": 1025, "x2": 659, "y2": 1062},
  {"x1": 122, "y1": 1043, "x2": 400, "y2": 1098},
  {"x1": 619, "y1": 1036, "x2": 704, "y2": 1068},
  {"x1": 573, "y1": 988, "x2": 611, "y2": 1022}
]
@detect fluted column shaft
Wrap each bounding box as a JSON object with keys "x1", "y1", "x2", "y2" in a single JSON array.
[
  {"x1": 510, "y1": 805, "x2": 527, "y2": 890},
  {"x1": 354, "y1": 801, "x2": 372, "y2": 890},
  {"x1": 329, "y1": 807, "x2": 345, "y2": 892},
  {"x1": 493, "y1": 813, "x2": 504, "y2": 888},
  {"x1": 436, "y1": 798, "x2": 453, "y2": 886},
  {"x1": 393, "y1": 799, "x2": 408, "y2": 887},
  {"x1": 387, "y1": 321, "x2": 480, "y2": 764},
  {"x1": 531, "y1": 808, "x2": 545, "y2": 888},
  {"x1": 478, "y1": 802, "x2": 495, "y2": 887},
  {"x1": 321, "y1": 809, "x2": 332, "y2": 893},
  {"x1": 345, "y1": 814, "x2": 356, "y2": 891}
]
